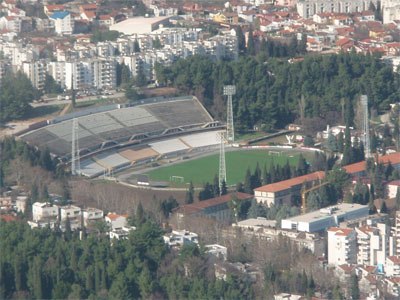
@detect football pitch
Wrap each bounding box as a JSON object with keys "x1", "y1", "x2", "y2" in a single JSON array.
[{"x1": 145, "y1": 149, "x2": 300, "y2": 186}]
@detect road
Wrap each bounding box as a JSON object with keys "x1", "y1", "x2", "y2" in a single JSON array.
[{"x1": 31, "y1": 91, "x2": 126, "y2": 107}]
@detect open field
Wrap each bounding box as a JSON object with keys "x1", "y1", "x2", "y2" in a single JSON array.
[{"x1": 145, "y1": 149, "x2": 300, "y2": 186}]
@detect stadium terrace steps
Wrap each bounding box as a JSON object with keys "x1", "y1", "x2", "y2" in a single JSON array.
[{"x1": 20, "y1": 96, "x2": 217, "y2": 160}]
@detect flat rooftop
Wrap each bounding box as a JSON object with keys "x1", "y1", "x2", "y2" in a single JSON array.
[
  {"x1": 284, "y1": 203, "x2": 368, "y2": 223},
  {"x1": 110, "y1": 16, "x2": 170, "y2": 34},
  {"x1": 236, "y1": 218, "x2": 277, "y2": 228}
]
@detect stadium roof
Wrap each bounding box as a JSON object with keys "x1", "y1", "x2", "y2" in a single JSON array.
[{"x1": 50, "y1": 11, "x2": 70, "y2": 19}]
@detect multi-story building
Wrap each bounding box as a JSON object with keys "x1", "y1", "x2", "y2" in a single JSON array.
[
  {"x1": 254, "y1": 171, "x2": 325, "y2": 206},
  {"x1": 386, "y1": 256, "x2": 400, "y2": 276},
  {"x1": 395, "y1": 211, "x2": 400, "y2": 255},
  {"x1": 297, "y1": 0, "x2": 378, "y2": 18},
  {"x1": 60, "y1": 205, "x2": 81, "y2": 231},
  {"x1": 49, "y1": 11, "x2": 73, "y2": 35},
  {"x1": 328, "y1": 227, "x2": 357, "y2": 266},
  {"x1": 32, "y1": 202, "x2": 59, "y2": 222},
  {"x1": 82, "y1": 207, "x2": 104, "y2": 226},
  {"x1": 92, "y1": 58, "x2": 117, "y2": 89},
  {"x1": 356, "y1": 223, "x2": 395, "y2": 267},
  {"x1": 383, "y1": 0, "x2": 400, "y2": 24},
  {"x1": 22, "y1": 60, "x2": 47, "y2": 89},
  {"x1": 0, "y1": 16, "x2": 22, "y2": 33}
]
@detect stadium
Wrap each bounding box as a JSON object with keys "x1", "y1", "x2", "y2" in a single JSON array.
[{"x1": 20, "y1": 96, "x2": 225, "y2": 178}]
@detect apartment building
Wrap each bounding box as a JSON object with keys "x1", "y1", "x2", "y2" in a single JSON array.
[
  {"x1": 386, "y1": 256, "x2": 400, "y2": 276},
  {"x1": 48, "y1": 59, "x2": 116, "y2": 90},
  {"x1": 383, "y1": 0, "x2": 400, "y2": 24},
  {"x1": 328, "y1": 227, "x2": 357, "y2": 266},
  {"x1": 49, "y1": 11, "x2": 73, "y2": 35},
  {"x1": 297, "y1": 0, "x2": 378, "y2": 18},
  {"x1": 22, "y1": 60, "x2": 47, "y2": 89},
  {"x1": 356, "y1": 223, "x2": 395, "y2": 267},
  {"x1": 0, "y1": 16, "x2": 22, "y2": 32}
]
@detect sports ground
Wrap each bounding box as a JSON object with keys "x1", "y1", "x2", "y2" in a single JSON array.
[{"x1": 145, "y1": 149, "x2": 300, "y2": 186}]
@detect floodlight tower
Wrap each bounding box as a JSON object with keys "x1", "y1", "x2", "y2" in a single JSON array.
[
  {"x1": 361, "y1": 95, "x2": 371, "y2": 159},
  {"x1": 71, "y1": 118, "x2": 81, "y2": 175},
  {"x1": 218, "y1": 132, "x2": 226, "y2": 194},
  {"x1": 223, "y1": 85, "x2": 236, "y2": 143}
]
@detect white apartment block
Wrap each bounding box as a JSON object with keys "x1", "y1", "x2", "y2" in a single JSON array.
[
  {"x1": 22, "y1": 60, "x2": 47, "y2": 89},
  {"x1": 386, "y1": 256, "x2": 400, "y2": 276},
  {"x1": 383, "y1": 0, "x2": 400, "y2": 24},
  {"x1": 32, "y1": 202, "x2": 59, "y2": 222},
  {"x1": 49, "y1": 11, "x2": 73, "y2": 35},
  {"x1": 82, "y1": 207, "x2": 104, "y2": 226},
  {"x1": 356, "y1": 223, "x2": 395, "y2": 267},
  {"x1": 395, "y1": 211, "x2": 400, "y2": 255},
  {"x1": 92, "y1": 59, "x2": 117, "y2": 89},
  {"x1": 328, "y1": 227, "x2": 357, "y2": 266},
  {"x1": 60, "y1": 205, "x2": 81, "y2": 221},
  {"x1": 48, "y1": 59, "x2": 116, "y2": 90},
  {"x1": 297, "y1": 0, "x2": 378, "y2": 18},
  {"x1": 0, "y1": 16, "x2": 22, "y2": 33}
]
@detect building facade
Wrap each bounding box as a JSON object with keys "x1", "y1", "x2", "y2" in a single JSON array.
[
  {"x1": 328, "y1": 227, "x2": 357, "y2": 266},
  {"x1": 297, "y1": 0, "x2": 378, "y2": 18}
]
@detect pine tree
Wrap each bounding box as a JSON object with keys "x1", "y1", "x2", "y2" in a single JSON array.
[
  {"x1": 133, "y1": 39, "x2": 140, "y2": 52},
  {"x1": 350, "y1": 274, "x2": 360, "y2": 300},
  {"x1": 213, "y1": 174, "x2": 220, "y2": 197},
  {"x1": 221, "y1": 180, "x2": 228, "y2": 195},
  {"x1": 185, "y1": 181, "x2": 194, "y2": 204},
  {"x1": 247, "y1": 28, "x2": 255, "y2": 56},
  {"x1": 243, "y1": 168, "x2": 253, "y2": 194},
  {"x1": 337, "y1": 131, "x2": 344, "y2": 153}
]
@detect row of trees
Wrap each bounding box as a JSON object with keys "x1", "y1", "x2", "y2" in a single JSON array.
[{"x1": 155, "y1": 52, "x2": 399, "y2": 132}]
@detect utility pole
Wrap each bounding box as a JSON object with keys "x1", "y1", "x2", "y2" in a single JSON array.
[{"x1": 223, "y1": 85, "x2": 236, "y2": 143}]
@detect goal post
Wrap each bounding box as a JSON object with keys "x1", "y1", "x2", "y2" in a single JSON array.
[
  {"x1": 170, "y1": 176, "x2": 184, "y2": 183},
  {"x1": 268, "y1": 151, "x2": 282, "y2": 156}
]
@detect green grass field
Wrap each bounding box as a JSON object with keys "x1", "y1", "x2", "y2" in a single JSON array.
[{"x1": 145, "y1": 150, "x2": 300, "y2": 186}]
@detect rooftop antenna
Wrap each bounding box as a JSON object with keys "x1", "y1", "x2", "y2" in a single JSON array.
[
  {"x1": 223, "y1": 85, "x2": 236, "y2": 143},
  {"x1": 71, "y1": 118, "x2": 80, "y2": 175},
  {"x1": 361, "y1": 95, "x2": 371, "y2": 158},
  {"x1": 218, "y1": 131, "x2": 227, "y2": 194}
]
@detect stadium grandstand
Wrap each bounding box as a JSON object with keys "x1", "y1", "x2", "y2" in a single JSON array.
[{"x1": 19, "y1": 96, "x2": 224, "y2": 178}]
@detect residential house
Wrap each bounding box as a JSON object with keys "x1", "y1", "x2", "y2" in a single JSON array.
[
  {"x1": 163, "y1": 230, "x2": 199, "y2": 248},
  {"x1": 82, "y1": 207, "x2": 104, "y2": 226},
  {"x1": 105, "y1": 212, "x2": 128, "y2": 230}
]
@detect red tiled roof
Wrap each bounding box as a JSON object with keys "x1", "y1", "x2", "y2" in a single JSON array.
[
  {"x1": 106, "y1": 213, "x2": 127, "y2": 221},
  {"x1": 388, "y1": 256, "x2": 400, "y2": 264},
  {"x1": 0, "y1": 214, "x2": 16, "y2": 222},
  {"x1": 338, "y1": 264, "x2": 355, "y2": 273},
  {"x1": 328, "y1": 227, "x2": 354, "y2": 236},
  {"x1": 176, "y1": 192, "x2": 253, "y2": 215},
  {"x1": 255, "y1": 171, "x2": 325, "y2": 193},
  {"x1": 389, "y1": 180, "x2": 400, "y2": 186}
]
